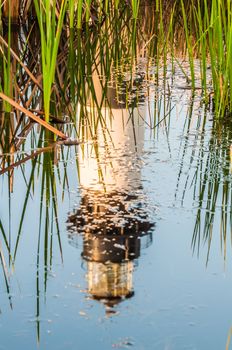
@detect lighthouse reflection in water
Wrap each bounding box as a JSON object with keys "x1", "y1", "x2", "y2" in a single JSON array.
[{"x1": 67, "y1": 73, "x2": 154, "y2": 311}]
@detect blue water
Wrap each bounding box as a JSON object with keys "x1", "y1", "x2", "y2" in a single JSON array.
[{"x1": 0, "y1": 85, "x2": 232, "y2": 350}]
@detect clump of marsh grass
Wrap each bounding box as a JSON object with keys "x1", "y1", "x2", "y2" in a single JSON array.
[
  {"x1": 181, "y1": 0, "x2": 232, "y2": 117},
  {"x1": 2, "y1": 0, "x2": 232, "y2": 128},
  {"x1": 33, "y1": 0, "x2": 68, "y2": 123}
]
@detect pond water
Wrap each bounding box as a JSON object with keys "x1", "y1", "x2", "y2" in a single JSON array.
[{"x1": 0, "y1": 56, "x2": 232, "y2": 350}]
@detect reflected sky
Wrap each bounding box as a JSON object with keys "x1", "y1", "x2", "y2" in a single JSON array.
[{"x1": 0, "y1": 59, "x2": 232, "y2": 349}]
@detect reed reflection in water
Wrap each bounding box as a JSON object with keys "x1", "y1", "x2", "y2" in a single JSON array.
[{"x1": 67, "y1": 75, "x2": 154, "y2": 311}]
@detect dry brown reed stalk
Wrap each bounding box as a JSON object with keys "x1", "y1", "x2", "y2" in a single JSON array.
[
  {"x1": 21, "y1": 0, "x2": 34, "y2": 19},
  {"x1": 0, "y1": 92, "x2": 68, "y2": 139},
  {"x1": 0, "y1": 143, "x2": 59, "y2": 175},
  {"x1": 0, "y1": 35, "x2": 43, "y2": 90}
]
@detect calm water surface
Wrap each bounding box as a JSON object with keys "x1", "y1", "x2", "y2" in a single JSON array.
[{"x1": 0, "y1": 64, "x2": 232, "y2": 350}]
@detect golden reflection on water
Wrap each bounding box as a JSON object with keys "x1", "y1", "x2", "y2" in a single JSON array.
[
  {"x1": 67, "y1": 74, "x2": 154, "y2": 310},
  {"x1": 87, "y1": 260, "x2": 134, "y2": 306}
]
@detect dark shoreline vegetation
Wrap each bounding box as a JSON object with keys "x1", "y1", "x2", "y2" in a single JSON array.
[{"x1": 0, "y1": 0, "x2": 232, "y2": 348}]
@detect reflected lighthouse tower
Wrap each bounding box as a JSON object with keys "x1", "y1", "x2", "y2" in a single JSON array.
[{"x1": 67, "y1": 71, "x2": 154, "y2": 309}]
